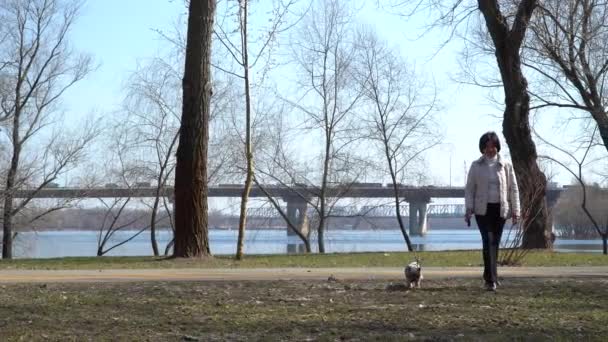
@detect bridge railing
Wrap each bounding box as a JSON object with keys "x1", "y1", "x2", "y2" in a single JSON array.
[{"x1": 246, "y1": 204, "x2": 466, "y2": 218}]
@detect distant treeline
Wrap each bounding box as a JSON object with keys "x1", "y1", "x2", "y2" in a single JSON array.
[
  {"x1": 19, "y1": 208, "x2": 244, "y2": 231},
  {"x1": 15, "y1": 207, "x2": 457, "y2": 231},
  {"x1": 553, "y1": 184, "x2": 608, "y2": 239}
]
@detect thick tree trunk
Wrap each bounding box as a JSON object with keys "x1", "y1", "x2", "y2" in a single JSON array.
[
  {"x1": 2, "y1": 195, "x2": 15, "y2": 259},
  {"x1": 497, "y1": 47, "x2": 551, "y2": 249},
  {"x1": 478, "y1": 0, "x2": 551, "y2": 249},
  {"x1": 173, "y1": 0, "x2": 216, "y2": 258},
  {"x1": 503, "y1": 97, "x2": 551, "y2": 249}
]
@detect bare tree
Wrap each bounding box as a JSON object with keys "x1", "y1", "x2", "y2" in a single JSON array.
[
  {"x1": 477, "y1": 0, "x2": 552, "y2": 248},
  {"x1": 525, "y1": 0, "x2": 608, "y2": 151},
  {"x1": 288, "y1": 0, "x2": 366, "y2": 253},
  {"x1": 253, "y1": 112, "x2": 313, "y2": 252},
  {"x1": 122, "y1": 11, "x2": 240, "y2": 255},
  {"x1": 88, "y1": 120, "x2": 152, "y2": 256},
  {"x1": 124, "y1": 59, "x2": 181, "y2": 256},
  {"x1": 388, "y1": 0, "x2": 552, "y2": 248},
  {"x1": 354, "y1": 27, "x2": 440, "y2": 251},
  {"x1": 173, "y1": 0, "x2": 216, "y2": 258},
  {"x1": 213, "y1": 0, "x2": 302, "y2": 259},
  {"x1": 92, "y1": 195, "x2": 171, "y2": 256},
  {"x1": 537, "y1": 127, "x2": 608, "y2": 254},
  {"x1": 554, "y1": 184, "x2": 608, "y2": 240},
  {"x1": 0, "y1": 0, "x2": 94, "y2": 259}
]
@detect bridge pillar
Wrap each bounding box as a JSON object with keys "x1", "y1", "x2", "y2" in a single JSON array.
[
  {"x1": 407, "y1": 197, "x2": 430, "y2": 236},
  {"x1": 285, "y1": 198, "x2": 310, "y2": 237},
  {"x1": 284, "y1": 199, "x2": 309, "y2": 253}
]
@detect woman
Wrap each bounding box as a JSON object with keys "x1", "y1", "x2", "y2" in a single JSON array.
[{"x1": 465, "y1": 132, "x2": 520, "y2": 291}]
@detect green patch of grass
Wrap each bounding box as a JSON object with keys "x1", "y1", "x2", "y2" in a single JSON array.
[
  {"x1": 0, "y1": 250, "x2": 606, "y2": 270},
  {"x1": 0, "y1": 277, "x2": 607, "y2": 340}
]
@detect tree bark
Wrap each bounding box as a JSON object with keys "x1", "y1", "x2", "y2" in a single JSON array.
[
  {"x1": 478, "y1": 0, "x2": 552, "y2": 249},
  {"x1": 173, "y1": 0, "x2": 216, "y2": 258},
  {"x1": 2, "y1": 111, "x2": 22, "y2": 259},
  {"x1": 2, "y1": 158, "x2": 18, "y2": 259}
]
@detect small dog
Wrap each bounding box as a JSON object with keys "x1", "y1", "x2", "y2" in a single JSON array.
[{"x1": 404, "y1": 258, "x2": 423, "y2": 289}]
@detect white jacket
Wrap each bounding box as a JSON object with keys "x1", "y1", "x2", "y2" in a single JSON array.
[{"x1": 465, "y1": 154, "x2": 520, "y2": 218}]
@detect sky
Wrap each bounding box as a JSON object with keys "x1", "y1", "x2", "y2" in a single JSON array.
[{"x1": 58, "y1": 0, "x2": 606, "y2": 190}]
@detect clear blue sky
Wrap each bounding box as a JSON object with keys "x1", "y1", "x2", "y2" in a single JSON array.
[
  {"x1": 63, "y1": 0, "x2": 184, "y2": 120},
  {"x1": 60, "y1": 0, "x2": 605, "y2": 188}
]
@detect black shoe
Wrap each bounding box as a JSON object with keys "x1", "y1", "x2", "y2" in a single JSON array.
[{"x1": 485, "y1": 282, "x2": 497, "y2": 291}]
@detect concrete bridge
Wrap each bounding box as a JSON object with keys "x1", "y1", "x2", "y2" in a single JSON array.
[{"x1": 6, "y1": 184, "x2": 564, "y2": 236}]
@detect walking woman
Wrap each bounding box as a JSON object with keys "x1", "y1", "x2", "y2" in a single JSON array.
[{"x1": 465, "y1": 132, "x2": 520, "y2": 291}]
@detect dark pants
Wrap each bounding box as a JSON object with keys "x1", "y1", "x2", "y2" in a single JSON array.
[{"x1": 475, "y1": 203, "x2": 506, "y2": 284}]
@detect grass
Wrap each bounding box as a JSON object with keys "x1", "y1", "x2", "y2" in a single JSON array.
[
  {"x1": 0, "y1": 277, "x2": 606, "y2": 341},
  {"x1": 0, "y1": 250, "x2": 606, "y2": 270}
]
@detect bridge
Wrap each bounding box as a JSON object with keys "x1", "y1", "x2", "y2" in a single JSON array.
[
  {"x1": 9, "y1": 184, "x2": 471, "y2": 199},
  {"x1": 5, "y1": 184, "x2": 564, "y2": 237},
  {"x1": 247, "y1": 204, "x2": 466, "y2": 218}
]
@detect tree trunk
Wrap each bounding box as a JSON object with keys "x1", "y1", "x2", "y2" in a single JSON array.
[
  {"x1": 498, "y1": 48, "x2": 551, "y2": 249},
  {"x1": 392, "y1": 187, "x2": 414, "y2": 252},
  {"x1": 478, "y1": 0, "x2": 551, "y2": 249},
  {"x1": 173, "y1": 0, "x2": 216, "y2": 258},
  {"x1": 317, "y1": 139, "x2": 331, "y2": 254},
  {"x1": 2, "y1": 195, "x2": 15, "y2": 259},
  {"x1": 236, "y1": 165, "x2": 253, "y2": 259},
  {"x1": 2, "y1": 115, "x2": 22, "y2": 259},
  {"x1": 503, "y1": 103, "x2": 551, "y2": 248},
  {"x1": 383, "y1": 131, "x2": 413, "y2": 251},
  {"x1": 150, "y1": 197, "x2": 160, "y2": 256},
  {"x1": 387, "y1": 153, "x2": 413, "y2": 251},
  {"x1": 603, "y1": 233, "x2": 607, "y2": 255},
  {"x1": 236, "y1": 0, "x2": 253, "y2": 260},
  {"x1": 165, "y1": 238, "x2": 175, "y2": 256}
]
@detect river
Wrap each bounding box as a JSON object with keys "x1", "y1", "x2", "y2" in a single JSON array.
[{"x1": 8, "y1": 228, "x2": 604, "y2": 258}]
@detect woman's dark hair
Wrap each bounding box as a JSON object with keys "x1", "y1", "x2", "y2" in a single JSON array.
[{"x1": 479, "y1": 131, "x2": 501, "y2": 153}]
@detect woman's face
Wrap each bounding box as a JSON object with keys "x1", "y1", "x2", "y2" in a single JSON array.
[{"x1": 483, "y1": 141, "x2": 497, "y2": 158}]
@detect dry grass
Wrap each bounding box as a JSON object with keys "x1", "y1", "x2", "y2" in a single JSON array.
[{"x1": 0, "y1": 277, "x2": 606, "y2": 341}]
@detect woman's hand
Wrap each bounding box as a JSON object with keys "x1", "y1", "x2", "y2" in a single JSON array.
[{"x1": 465, "y1": 209, "x2": 473, "y2": 227}]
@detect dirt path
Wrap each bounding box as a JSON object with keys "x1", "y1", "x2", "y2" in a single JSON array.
[{"x1": 1, "y1": 266, "x2": 607, "y2": 283}]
